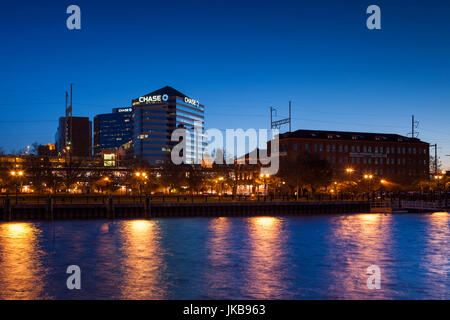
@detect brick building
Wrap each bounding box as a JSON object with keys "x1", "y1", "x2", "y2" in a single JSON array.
[{"x1": 276, "y1": 129, "x2": 430, "y2": 183}]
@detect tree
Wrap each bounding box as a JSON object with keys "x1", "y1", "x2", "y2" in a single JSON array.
[
  {"x1": 62, "y1": 159, "x2": 86, "y2": 192},
  {"x1": 185, "y1": 165, "x2": 205, "y2": 194},
  {"x1": 278, "y1": 152, "x2": 333, "y2": 199},
  {"x1": 160, "y1": 161, "x2": 186, "y2": 194}
]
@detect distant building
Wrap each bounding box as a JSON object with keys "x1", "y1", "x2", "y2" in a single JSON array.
[
  {"x1": 275, "y1": 129, "x2": 430, "y2": 183},
  {"x1": 55, "y1": 116, "x2": 92, "y2": 157},
  {"x1": 93, "y1": 107, "x2": 133, "y2": 156},
  {"x1": 37, "y1": 143, "x2": 57, "y2": 156},
  {"x1": 131, "y1": 86, "x2": 205, "y2": 164},
  {"x1": 101, "y1": 147, "x2": 128, "y2": 167}
]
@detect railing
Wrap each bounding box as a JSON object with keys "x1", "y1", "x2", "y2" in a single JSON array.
[
  {"x1": 396, "y1": 200, "x2": 447, "y2": 211},
  {"x1": 0, "y1": 194, "x2": 371, "y2": 206}
]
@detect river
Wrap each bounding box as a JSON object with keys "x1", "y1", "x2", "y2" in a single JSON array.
[{"x1": 0, "y1": 213, "x2": 448, "y2": 299}]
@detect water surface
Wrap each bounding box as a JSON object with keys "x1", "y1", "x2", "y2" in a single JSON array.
[{"x1": 0, "y1": 213, "x2": 448, "y2": 299}]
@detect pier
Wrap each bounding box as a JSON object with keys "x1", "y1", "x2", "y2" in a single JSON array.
[{"x1": 0, "y1": 195, "x2": 372, "y2": 220}]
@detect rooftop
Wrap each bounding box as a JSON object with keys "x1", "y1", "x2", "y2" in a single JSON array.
[{"x1": 278, "y1": 129, "x2": 428, "y2": 144}]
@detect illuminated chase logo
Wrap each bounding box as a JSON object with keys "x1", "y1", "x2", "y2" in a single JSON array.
[
  {"x1": 184, "y1": 97, "x2": 200, "y2": 107},
  {"x1": 135, "y1": 93, "x2": 200, "y2": 107},
  {"x1": 137, "y1": 94, "x2": 169, "y2": 105},
  {"x1": 117, "y1": 108, "x2": 132, "y2": 113}
]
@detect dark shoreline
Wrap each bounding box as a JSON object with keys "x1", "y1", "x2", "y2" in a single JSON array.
[{"x1": 1, "y1": 201, "x2": 372, "y2": 221}]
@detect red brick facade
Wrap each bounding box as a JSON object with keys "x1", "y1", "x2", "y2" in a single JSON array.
[{"x1": 277, "y1": 130, "x2": 429, "y2": 183}]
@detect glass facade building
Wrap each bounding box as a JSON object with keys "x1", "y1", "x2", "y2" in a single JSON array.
[
  {"x1": 131, "y1": 86, "x2": 205, "y2": 164},
  {"x1": 93, "y1": 108, "x2": 133, "y2": 156}
]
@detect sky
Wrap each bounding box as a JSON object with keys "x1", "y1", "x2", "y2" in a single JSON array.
[{"x1": 0, "y1": 0, "x2": 449, "y2": 167}]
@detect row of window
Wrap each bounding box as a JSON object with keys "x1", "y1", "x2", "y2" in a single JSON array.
[
  {"x1": 281, "y1": 143, "x2": 428, "y2": 155},
  {"x1": 326, "y1": 156, "x2": 427, "y2": 166},
  {"x1": 360, "y1": 168, "x2": 427, "y2": 176}
]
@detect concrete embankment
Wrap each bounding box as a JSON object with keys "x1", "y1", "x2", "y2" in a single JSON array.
[{"x1": 0, "y1": 200, "x2": 371, "y2": 220}]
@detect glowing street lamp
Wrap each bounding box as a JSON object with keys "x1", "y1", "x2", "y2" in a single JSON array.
[
  {"x1": 259, "y1": 173, "x2": 270, "y2": 195},
  {"x1": 134, "y1": 171, "x2": 148, "y2": 195},
  {"x1": 364, "y1": 174, "x2": 373, "y2": 194}
]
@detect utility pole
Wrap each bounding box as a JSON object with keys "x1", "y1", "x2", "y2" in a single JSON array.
[
  {"x1": 270, "y1": 102, "x2": 292, "y2": 139},
  {"x1": 409, "y1": 115, "x2": 419, "y2": 138},
  {"x1": 430, "y1": 144, "x2": 438, "y2": 174},
  {"x1": 289, "y1": 101, "x2": 292, "y2": 132}
]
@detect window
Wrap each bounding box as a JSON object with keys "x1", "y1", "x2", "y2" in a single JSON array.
[
  {"x1": 294, "y1": 144, "x2": 298, "y2": 151},
  {"x1": 305, "y1": 144, "x2": 309, "y2": 151}
]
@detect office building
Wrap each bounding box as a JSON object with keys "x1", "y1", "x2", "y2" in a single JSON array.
[
  {"x1": 93, "y1": 107, "x2": 133, "y2": 156},
  {"x1": 131, "y1": 86, "x2": 205, "y2": 164},
  {"x1": 55, "y1": 116, "x2": 92, "y2": 157},
  {"x1": 276, "y1": 129, "x2": 430, "y2": 183}
]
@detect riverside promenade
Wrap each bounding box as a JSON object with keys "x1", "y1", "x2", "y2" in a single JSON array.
[{"x1": 0, "y1": 195, "x2": 372, "y2": 220}]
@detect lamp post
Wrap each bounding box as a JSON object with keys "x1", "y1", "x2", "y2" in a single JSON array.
[
  {"x1": 218, "y1": 176, "x2": 224, "y2": 195},
  {"x1": 364, "y1": 174, "x2": 373, "y2": 200},
  {"x1": 260, "y1": 173, "x2": 270, "y2": 196},
  {"x1": 135, "y1": 171, "x2": 148, "y2": 196},
  {"x1": 103, "y1": 177, "x2": 110, "y2": 195},
  {"x1": 434, "y1": 174, "x2": 443, "y2": 191},
  {"x1": 10, "y1": 170, "x2": 24, "y2": 203}
]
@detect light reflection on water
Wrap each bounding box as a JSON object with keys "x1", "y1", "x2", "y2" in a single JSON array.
[
  {"x1": 0, "y1": 213, "x2": 448, "y2": 300},
  {"x1": 243, "y1": 217, "x2": 288, "y2": 299},
  {"x1": 0, "y1": 223, "x2": 50, "y2": 299}
]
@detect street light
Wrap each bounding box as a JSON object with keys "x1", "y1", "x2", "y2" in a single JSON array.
[
  {"x1": 10, "y1": 170, "x2": 24, "y2": 200},
  {"x1": 217, "y1": 177, "x2": 224, "y2": 195},
  {"x1": 135, "y1": 171, "x2": 148, "y2": 195},
  {"x1": 260, "y1": 173, "x2": 270, "y2": 195},
  {"x1": 434, "y1": 175, "x2": 443, "y2": 190},
  {"x1": 363, "y1": 174, "x2": 373, "y2": 196}
]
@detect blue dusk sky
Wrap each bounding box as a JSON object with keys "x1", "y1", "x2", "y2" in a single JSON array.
[{"x1": 0, "y1": 0, "x2": 449, "y2": 167}]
